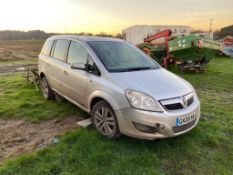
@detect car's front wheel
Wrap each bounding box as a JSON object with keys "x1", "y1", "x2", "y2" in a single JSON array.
[
  {"x1": 92, "y1": 101, "x2": 121, "y2": 139},
  {"x1": 41, "y1": 76, "x2": 54, "y2": 100}
]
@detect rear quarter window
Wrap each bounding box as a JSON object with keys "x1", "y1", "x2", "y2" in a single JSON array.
[
  {"x1": 42, "y1": 40, "x2": 54, "y2": 56},
  {"x1": 53, "y1": 40, "x2": 70, "y2": 61}
]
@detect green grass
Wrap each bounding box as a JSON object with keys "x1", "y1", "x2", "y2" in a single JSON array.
[
  {"x1": 0, "y1": 56, "x2": 233, "y2": 174},
  {"x1": 0, "y1": 75, "x2": 88, "y2": 122}
]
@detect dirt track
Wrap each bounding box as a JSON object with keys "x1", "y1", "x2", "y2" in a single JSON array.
[{"x1": 0, "y1": 116, "x2": 81, "y2": 162}]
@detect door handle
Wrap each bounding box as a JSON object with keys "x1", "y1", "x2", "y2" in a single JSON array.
[{"x1": 64, "y1": 70, "x2": 68, "y2": 75}]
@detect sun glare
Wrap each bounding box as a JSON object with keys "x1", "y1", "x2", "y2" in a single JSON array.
[{"x1": 0, "y1": 0, "x2": 232, "y2": 34}]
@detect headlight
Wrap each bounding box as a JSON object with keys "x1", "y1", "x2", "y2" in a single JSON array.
[{"x1": 125, "y1": 90, "x2": 163, "y2": 112}]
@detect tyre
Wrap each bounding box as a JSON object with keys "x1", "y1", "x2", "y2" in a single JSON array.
[
  {"x1": 41, "y1": 76, "x2": 54, "y2": 100},
  {"x1": 54, "y1": 92, "x2": 64, "y2": 102},
  {"x1": 92, "y1": 101, "x2": 121, "y2": 139}
]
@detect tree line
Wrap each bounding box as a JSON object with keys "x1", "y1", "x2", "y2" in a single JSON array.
[
  {"x1": 0, "y1": 29, "x2": 230, "y2": 40},
  {"x1": 0, "y1": 30, "x2": 123, "y2": 40}
]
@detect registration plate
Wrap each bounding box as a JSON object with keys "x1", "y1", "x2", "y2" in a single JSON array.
[{"x1": 176, "y1": 112, "x2": 197, "y2": 126}]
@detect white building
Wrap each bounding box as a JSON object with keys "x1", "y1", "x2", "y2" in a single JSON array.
[{"x1": 122, "y1": 25, "x2": 191, "y2": 45}]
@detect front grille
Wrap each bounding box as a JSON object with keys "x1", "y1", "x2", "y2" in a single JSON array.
[
  {"x1": 160, "y1": 93, "x2": 194, "y2": 111},
  {"x1": 164, "y1": 103, "x2": 183, "y2": 110},
  {"x1": 172, "y1": 119, "x2": 196, "y2": 133}
]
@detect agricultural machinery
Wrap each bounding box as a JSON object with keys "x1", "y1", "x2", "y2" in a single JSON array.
[{"x1": 138, "y1": 29, "x2": 221, "y2": 72}]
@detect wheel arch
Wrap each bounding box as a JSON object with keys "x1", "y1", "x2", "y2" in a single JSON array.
[{"x1": 88, "y1": 90, "x2": 121, "y2": 112}]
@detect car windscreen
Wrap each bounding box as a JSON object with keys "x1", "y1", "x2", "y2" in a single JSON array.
[{"x1": 87, "y1": 41, "x2": 160, "y2": 72}]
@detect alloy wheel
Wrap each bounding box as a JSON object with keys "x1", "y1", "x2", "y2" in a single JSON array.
[{"x1": 94, "y1": 106, "x2": 116, "y2": 136}]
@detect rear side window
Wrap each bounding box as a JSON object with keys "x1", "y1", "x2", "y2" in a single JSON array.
[
  {"x1": 67, "y1": 41, "x2": 88, "y2": 64},
  {"x1": 53, "y1": 40, "x2": 70, "y2": 61},
  {"x1": 42, "y1": 40, "x2": 54, "y2": 56}
]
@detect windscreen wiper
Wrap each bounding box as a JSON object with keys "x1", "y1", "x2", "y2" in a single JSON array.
[
  {"x1": 111, "y1": 67, "x2": 155, "y2": 73},
  {"x1": 124, "y1": 67, "x2": 153, "y2": 72}
]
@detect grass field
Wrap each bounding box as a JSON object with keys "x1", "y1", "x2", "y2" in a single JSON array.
[
  {"x1": 0, "y1": 75, "x2": 88, "y2": 122},
  {"x1": 0, "y1": 56, "x2": 232, "y2": 174},
  {"x1": 0, "y1": 40, "x2": 44, "y2": 65}
]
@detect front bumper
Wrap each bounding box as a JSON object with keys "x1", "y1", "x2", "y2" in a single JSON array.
[{"x1": 115, "y1": 98, "x2": 200, "y2": 140}]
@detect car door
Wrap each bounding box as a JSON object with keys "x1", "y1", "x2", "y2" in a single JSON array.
[
  {"x1": 62, "y1": 40, "x2": 89, "y2": 106},
  {"x1": 46, "y1": 39, "x2": 70, "y2": 93}
]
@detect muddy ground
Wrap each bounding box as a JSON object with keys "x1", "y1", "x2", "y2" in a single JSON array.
[
  {"x1": 0, "y1": 116, "x2": 82, "y2": 163},
  {"x1": 0, "y1": 40, "x2": 43, "y2": 62}
]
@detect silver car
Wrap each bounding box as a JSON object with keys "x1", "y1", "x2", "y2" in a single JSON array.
[{"x1": 38, "y1": 35, "x2": 200, "y2": 140}]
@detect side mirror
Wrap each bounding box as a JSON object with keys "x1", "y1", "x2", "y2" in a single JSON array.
[
  {"x1": 71, "y1": 63, "x2": 86, "y2": 70},
  {"x1": 86, "y1": 63, "x2": 101, "y2": 75},
  {"x1": 87, "y1": 64, "x2": 95, "y2": 72}
]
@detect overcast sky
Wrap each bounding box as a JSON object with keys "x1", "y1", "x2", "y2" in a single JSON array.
[{"x1": 0, "y1": 0, "x2": 232, "y2": 34}]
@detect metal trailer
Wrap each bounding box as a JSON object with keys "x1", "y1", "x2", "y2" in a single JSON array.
[
  {"x1": 169, "y1": 35, "x2": 221, "y2": 72},
  {"x1": 138, "y1": 29, "x2": 221, "y2": 72}
]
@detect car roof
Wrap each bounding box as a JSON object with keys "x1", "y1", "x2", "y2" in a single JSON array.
[{"x1": 48, "y1": 35, "x2": 124, "y2": 43}]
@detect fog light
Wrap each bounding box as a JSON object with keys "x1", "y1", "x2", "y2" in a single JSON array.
[{"x1": 133, "y1": 122, "x2": 157, "y2": 134}]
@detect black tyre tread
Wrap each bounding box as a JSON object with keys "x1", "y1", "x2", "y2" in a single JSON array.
[{"x1": 41, "y1": 77, "x2": 54, "y2": 100}]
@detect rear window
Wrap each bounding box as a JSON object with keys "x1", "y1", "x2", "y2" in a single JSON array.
[
  {"x1": 53, "y1": 40, "x2": 70, "y2": 61},
  {"x1": 42, "y1": 40, "x2": 54, "y2": 56}
]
